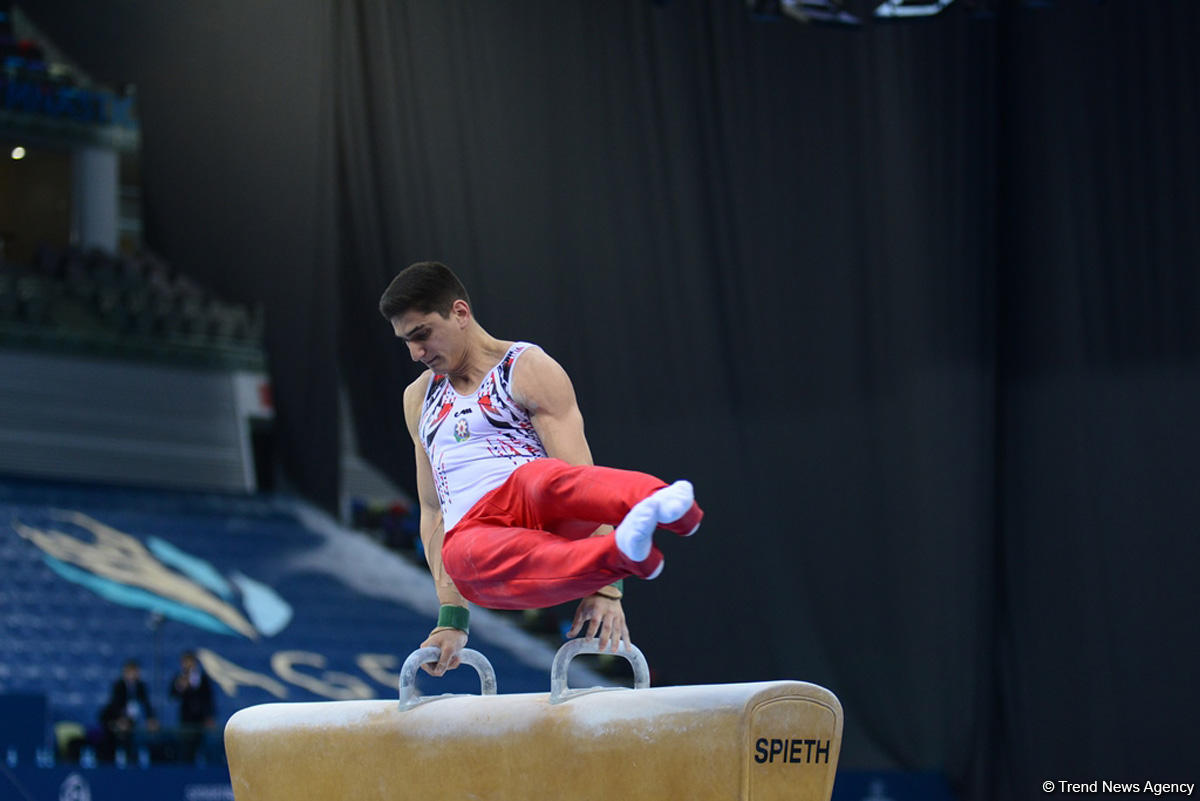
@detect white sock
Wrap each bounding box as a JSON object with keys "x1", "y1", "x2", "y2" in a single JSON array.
[
  {"x1": 614, "y1": 496, "x2": 659, "y2": 563},
  {"x1": 651, "y1": 480, "x2": 695, "y2": 526}
]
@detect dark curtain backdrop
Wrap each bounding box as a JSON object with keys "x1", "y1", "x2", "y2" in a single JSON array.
[
  {"x1": 995, "y1": 4, "x2": 1200, "y2": 794},
  {"x1": 24, "y1": 1, "x2": 1200, "y2": 798}
]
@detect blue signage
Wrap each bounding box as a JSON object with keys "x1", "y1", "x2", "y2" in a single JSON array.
[{"x1": 1, "y1": 77, "x2": 137, "y2": 129}]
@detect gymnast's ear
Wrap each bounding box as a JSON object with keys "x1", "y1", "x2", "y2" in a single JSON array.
[{"x1": 450, "y1": 298, "x2": 472, "y2": 326}]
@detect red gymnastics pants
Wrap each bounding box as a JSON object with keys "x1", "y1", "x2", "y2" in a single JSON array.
[{"x1": 440, "y1": 458, "x2": 703, "y2": 610}]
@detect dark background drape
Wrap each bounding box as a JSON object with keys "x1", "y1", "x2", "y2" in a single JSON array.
[{"x1": 23, "y1": 1, "x2": 1199, "y2": 797}]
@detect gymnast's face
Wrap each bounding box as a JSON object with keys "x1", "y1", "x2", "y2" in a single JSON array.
[{"x1": 392, "y1": 303, "x2": 469, "y2": 372}]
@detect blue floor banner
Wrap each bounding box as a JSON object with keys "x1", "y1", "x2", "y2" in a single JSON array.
[
  {"x1": 2, "y1": 763, "x2": 957, "y2": 801},
  {"x1": 1, "y1": 764, "x2": 233, "y2": 801},
  {"x1": 832, "y1": 770, "x2": 957, "y2": 801}
]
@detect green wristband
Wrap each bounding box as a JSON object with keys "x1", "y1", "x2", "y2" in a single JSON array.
[{"x1": 437, "y1": 604, "x2": 470, "y2": 632}]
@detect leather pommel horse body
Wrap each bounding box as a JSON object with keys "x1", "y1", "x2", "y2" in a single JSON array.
[{"x1": 225, "y1": 640, "x2": 844, "y2": 801}]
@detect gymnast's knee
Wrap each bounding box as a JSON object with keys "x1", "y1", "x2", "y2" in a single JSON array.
[
  {"x1": 521, "y1": 458, "x2": 572, "y2": 505},
  {"x1": 441, "y1": 536, "x2": 470, "y2": 583}
]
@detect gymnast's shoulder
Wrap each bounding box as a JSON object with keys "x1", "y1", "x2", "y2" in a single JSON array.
[
  {"x1": 510, "y1": 345, "x2": 577, "y2": 410},
  {"x1": 402, "y1": 370, "x2": 434, "y2": 415}
]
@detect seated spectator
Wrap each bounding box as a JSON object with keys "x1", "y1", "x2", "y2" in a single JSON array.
[{"x1": 98, "y1": 659, "x2": 159, "y2": 762}]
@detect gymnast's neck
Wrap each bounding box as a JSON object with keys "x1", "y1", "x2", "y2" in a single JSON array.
[{"x1": 443, "y1": 322, "x2": 513, "y2": 394}]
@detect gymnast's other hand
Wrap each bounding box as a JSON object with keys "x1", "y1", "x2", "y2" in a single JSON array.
[
  {"x1": 421, "y1": 627, "x2": 468, "y2": 676},
  {"x1": 568, "y1": 595, "x2": 630, "y2": 653}
]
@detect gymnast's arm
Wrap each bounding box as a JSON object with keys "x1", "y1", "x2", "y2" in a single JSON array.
[
  {"x1": 513, "y1": 347, "x2": 631, "y2": 653},
  {"x1": 404, "y1": 374, "x2": 470, "y2": 676}
]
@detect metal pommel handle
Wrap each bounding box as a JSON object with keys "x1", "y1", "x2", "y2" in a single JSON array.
[
  {"x1": 549, "y1": 638, "x2": 650, "y2": 704},
  {"x1": 398, "y1": 646, "x2": 497, "y2": 708}
]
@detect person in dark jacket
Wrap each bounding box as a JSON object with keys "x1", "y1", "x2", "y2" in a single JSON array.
[{"x1": 169, "y1": 650, "x2": 215, "y2": 762}]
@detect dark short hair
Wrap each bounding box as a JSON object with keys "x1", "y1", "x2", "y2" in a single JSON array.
[
  {"x1": 122, "y1": 659, "x2": 140, "y2": 671},
  {"x1": 378, "y1": 262, "x2": 471, "y2": 320}
]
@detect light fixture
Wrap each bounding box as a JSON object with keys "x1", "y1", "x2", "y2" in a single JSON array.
[
  {"x1": 11, "y1": 146, "x2": 27, "y2": 160},
  {"x1": 746, "y1": 0, "x2": 861, "y2": 26},
  {"x1": 782, "y1": 0, "x2": 863, "y2": 26},
  {"x1": 874, "y1": 0, "x2": 957, "y2": 18}
]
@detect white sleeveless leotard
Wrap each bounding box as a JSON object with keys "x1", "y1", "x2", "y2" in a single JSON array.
[{"x1": 417, "y1": 342, "x2": 548, "y2": 530}]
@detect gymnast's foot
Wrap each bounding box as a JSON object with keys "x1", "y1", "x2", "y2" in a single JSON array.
[
  {"x1": 614, "y1": 495, "x2": 659, "y2": 563},
  {"x1": 615, "y1": 480, "x2": 699, "y2": 566},
  {"x1": 651, "y1": 480, "x2": 700, "y2": 536}
]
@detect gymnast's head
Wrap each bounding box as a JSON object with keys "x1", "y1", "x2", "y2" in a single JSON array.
[
  {"x1": 381, "y1": 262, "x2": 477, "y2": 368},
  {"x1": 379, "y1": 261, "x2": 472, "y2": 321}
]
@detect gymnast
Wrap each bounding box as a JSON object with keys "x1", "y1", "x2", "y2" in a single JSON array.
[{"x1": 380, "y1": 262, "x2": 703, "y2": 677}]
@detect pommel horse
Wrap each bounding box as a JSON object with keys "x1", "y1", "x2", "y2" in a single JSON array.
[{"x1": 225, "y1": 639, "x2": 843, "y2": 801}]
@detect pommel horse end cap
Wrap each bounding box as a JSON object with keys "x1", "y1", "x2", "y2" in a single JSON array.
[{"x1": 225, "y1": 639, "x2": 844, "y2": 801}]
